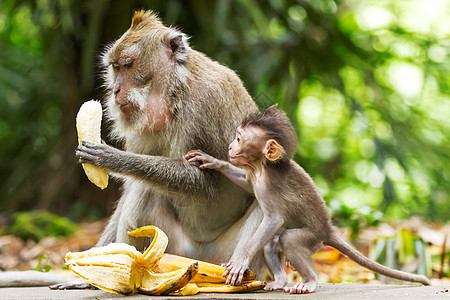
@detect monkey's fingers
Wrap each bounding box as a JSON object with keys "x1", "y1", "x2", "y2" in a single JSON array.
[
  {"x1": 76, "y1": 149, "x2": 97, "y2": 165},
  {"x1": 77, "y1": 142, "x2": 99, "y2": 155},
  {"x1": 77, "y1": 142, "x2": 113, "y2": 166},
  {"x1": 226, "y1": 264, "x2": 247, "y2": 286},
  {"x1": 184, "y1": 150, "x2": 206, "y2": 159},
  {"x1": 232, "y1": 268, "x2": 246, "y2": 286},
  {"x1": 225, "y1": 268, "x2": 238, "y2": 285},
  {"x1": 186, "y1": 156, "x2": 206, "y2": 164},
  {"x1": 236, "y1": 270, "x2": 245, "y2": 286},
  {"x1": 285, "y1": 282, "x2": 311, "y2": 294},
  {"x1": 222, "y1": 262, "x2": 232, "y2": 278},
  {"x1": 76, "y1": 143, "x2": 105, "y2": 164},
  {"x1": 81, "y1": 141, "x2": 105, "y2": 150},
  {"x1": 225, "y1": 271, "x2": 238, "y2": 285}
]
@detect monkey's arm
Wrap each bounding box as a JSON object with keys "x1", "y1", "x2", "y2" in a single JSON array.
[
  {"x1": 76, "y1": 142, "x2": 216, "y2": 199},
  {"x1": 185, "y1": 150, "x2": 252, "y2": 193},
  {"x1": 225, "y1": 215, "x2": 283, "y2": 286},
  {"x1": 220, "y1": 164, "x2": 253, "y2": 193}
]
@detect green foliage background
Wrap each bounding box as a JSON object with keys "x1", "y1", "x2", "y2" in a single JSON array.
[{"x1": 0, "y1": 0, "x2": 448, "y2": 222}]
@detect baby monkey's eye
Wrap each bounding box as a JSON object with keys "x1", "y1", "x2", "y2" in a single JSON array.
[{"x1": 237, "y1": 136, "x2": 241, "y2": 143}]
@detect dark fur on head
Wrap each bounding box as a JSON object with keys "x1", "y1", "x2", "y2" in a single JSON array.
[{"x1": 241, "y1": 105, "x2": 296, "y2": 161}]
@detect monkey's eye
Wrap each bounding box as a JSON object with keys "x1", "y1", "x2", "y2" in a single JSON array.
[
  {"x1": 123, "y1": 61, "x2": 133, "y2": 68},
  {"x1": 237, "y1": 136, "x2": 241, "y2": 143}
]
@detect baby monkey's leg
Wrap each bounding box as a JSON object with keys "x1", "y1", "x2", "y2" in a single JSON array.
[
  {"x1": 263, "y1": 234, "x2": 288, "y2": 290},
  {"x1": 280, "y1": 228, "x2": 322, "y2": 294}
]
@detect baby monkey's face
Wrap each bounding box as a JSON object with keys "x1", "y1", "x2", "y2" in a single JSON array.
[{"x1": 228, "y1": 125, "x2": 266, "y2": 169}]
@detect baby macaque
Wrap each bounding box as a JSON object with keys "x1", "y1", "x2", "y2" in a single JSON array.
[{"x1": 185, "y1": 105, "x2": 430, "y2": 294}]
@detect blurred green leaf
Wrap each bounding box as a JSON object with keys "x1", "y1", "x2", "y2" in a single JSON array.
[
  {"x1": 370, "y1": 228, "x2": 432, "y2": 281},
  {"x1": 34, "y1": 255, "x2": 52, "y2": 272},
  {"x1": 3, "y1": 211, "x2": 77, "y2": 242}
]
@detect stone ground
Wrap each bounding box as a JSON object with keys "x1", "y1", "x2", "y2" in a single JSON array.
[{"x1": 0, "y1": 283, "x2": 449, "y2": 300}]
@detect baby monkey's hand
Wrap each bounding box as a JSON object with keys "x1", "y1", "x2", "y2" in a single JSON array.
[{"x1": 185, "y1": 150, "x2": 226, "y2": 170}]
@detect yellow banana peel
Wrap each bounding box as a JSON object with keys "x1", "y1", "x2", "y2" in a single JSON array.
[
  {"x1": 65, "y1": 226, "x2": 197, "y2": 295},
  {"x1": 65, "y1": 225, "x2": 266, "y2": 296},
  {"x1": 196, "y1": 281, "x2": 267, "y2": 293}
]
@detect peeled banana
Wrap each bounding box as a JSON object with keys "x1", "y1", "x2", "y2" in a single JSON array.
[
  {"x1": 76, "y1": 100, "x2": 108, "y2": 189},
  {"x1": 65, "y1": 225, "x2": 266, "y2": 296},
  {"x1": 65, "y1": 226, "x2": 197, "y2": 295}
]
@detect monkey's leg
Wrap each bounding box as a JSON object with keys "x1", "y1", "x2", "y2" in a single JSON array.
[
  {"x1": 263, "y1": 235, "x2": 288, "y2": 290},
  {"x1": 280, "y1": 228, "x2": 322, "y2": 294},
  {"x1": 204, "y1": 202, "x2": 267, "y2": 278},
  {"x1": 95, "y1": 192, "x2": 124, "y2": 247},
  {"x1": 224, "y1": 215, "x2": 283, "y2": 286}
]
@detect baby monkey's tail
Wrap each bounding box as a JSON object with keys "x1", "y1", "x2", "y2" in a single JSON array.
[{"x1": 326, "y1": 228, "x2": 430, "y2": 286}]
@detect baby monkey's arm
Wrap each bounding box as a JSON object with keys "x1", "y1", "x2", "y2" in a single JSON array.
[{"x1": 185, "y1": 150, "x2": 252, "y2": 193}]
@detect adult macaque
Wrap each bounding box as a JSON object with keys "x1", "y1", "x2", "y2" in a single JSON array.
[
  {"x1": 49, "y1": 10, "x2": 278, "y2": 289},
  {"x1": 185, "y1": 105, "x2": 430, "y2": 294}
]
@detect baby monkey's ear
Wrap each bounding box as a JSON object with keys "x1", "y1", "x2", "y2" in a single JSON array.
[{"x1": 264, "y1": 139, "x2": 283, "y2": 161}]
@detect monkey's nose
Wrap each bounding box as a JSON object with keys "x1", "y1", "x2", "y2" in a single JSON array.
[{"x1": 114, "y1": 87, "x2": 120, "y2": 96}]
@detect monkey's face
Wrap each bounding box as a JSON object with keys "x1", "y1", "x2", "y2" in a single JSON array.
[
  {"x1": 101, "y1": 11, "x2": 190, "y2": 136},
  {"x1": 228, "y1": 126, "x2": 266, "y2": 169},
  {"x1": 102, "y1": 36, "x2": 170, "y2": 134}
]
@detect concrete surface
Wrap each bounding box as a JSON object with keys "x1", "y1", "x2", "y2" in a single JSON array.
[{"x1": 0, "y1": 283, "x2": 449, "y2": 300}]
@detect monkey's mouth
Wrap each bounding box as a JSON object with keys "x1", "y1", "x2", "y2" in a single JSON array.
[
  {"x1": 119, "y1": 102, "x2": 134, "y2": 114},
  {"x1": 229, "y1": 154, "x2": 242, "y2": 161}
]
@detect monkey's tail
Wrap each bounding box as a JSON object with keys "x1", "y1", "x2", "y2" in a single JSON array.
[{"x1": 325, "y1": 229, "x2": 430, "y2": 286}]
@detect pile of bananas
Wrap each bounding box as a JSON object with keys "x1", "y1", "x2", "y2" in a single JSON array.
[{"x1": 65, "y1": 225, "x2": 266, "y2": 295}]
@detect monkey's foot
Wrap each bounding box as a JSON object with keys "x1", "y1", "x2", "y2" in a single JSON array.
[
  {"x1": 264, "y1": 280, "x2": 287, "y2": 291},
  {"x1": 223, "y1": 260, "x2": 250, "y2": 286},
  {"x1": 49, "y1": 281, "x2": 97, "y2": 290},
  {"x1": 284, "y1": 281, "x2": 316, "y2": 294}
]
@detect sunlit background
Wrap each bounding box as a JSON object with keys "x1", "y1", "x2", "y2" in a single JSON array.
[{"x1": 0, "y1": 0, "x2": 449, "y2": 227}]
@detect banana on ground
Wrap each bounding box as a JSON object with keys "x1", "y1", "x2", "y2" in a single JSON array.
[
  {"x1": 65, "y1": 226, "x2": 197, "y2": 295},
  {"x1": 65, "y1": 225, "x2": 266, "y2": 296}
]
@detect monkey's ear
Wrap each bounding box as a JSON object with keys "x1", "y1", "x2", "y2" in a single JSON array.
[
  {"x1": 266, "y1": 104, "x2": 278, "y2": 111},
  {"x1": 166, "y1": 32, "x2": 190, "y2": 64},
  {"x1": 264, "y1": 139, "x2": 283, "y2": 161}
]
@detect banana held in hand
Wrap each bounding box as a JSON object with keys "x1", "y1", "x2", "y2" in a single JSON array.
[{"x1": 76, "y1": 100, "x2": 108, "y2": 189}]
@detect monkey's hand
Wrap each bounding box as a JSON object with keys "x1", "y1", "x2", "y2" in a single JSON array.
[
  {"x1": 222, "y1": 259, "x2": 250, "y2": 286},
  {"x1": 186, "y1": 150, "x2": 253, "y2": 193},
  {"x1": 76, "y1": 141, "x2": 119, "y2": 170},
  {"x1": 185, "y1": 150, "x2": 226, "y2": 170}
]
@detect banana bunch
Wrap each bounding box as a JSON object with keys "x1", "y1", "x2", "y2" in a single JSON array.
[{"x1": 65, "y1": 225, "x2": 266, "y2": 295}]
